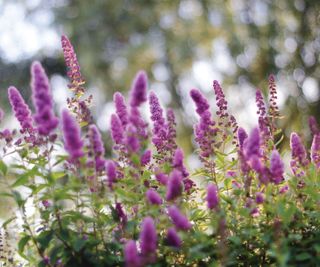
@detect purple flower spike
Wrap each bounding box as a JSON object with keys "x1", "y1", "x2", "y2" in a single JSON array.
[
  {"x1": 173, "y1": 148, "x2": 189, "y2": 177},
  {"x1": 270, "y1": 149, "x2": 284, "y2": 184},
  {"x1": 61, "y1": 109, "x2": 84, "y2": 162},
  {"x1": 255, "y1": 90, "x2": 270, "y2": 137},
  {"x1": 146, "y1": 189, "x2": 163, "y2": 205},
  {"x1": 168, "y1": 206, "x2": 192, "y2": 231},
  {"x1": 8, "y1": 86, "x2": 34, "y2": 133},
  {"x1": 166, "y1": 227, "x2": 182, "y2": 248},
  {"x1": 125, "y1": 126, "x2": 140, "y2": 152},
  {"x1": 207, "y1": 184, "x2": 219, "y2": 210},
  {"x1": 213, "y1": 80, "x2": 228, "y2": 119},
  {"x1": 149, "y1": 91, "x2": 167, "y2": 151},
  {"x1": 190, "y1": 89, "x2": 210, "y2": 115},
  {"x1": 61, "y1": 35, "x2": 85, "y2": 96},
  {"x1": 88, "y1": 124, "x2": 105, "y2": 171},
  {"x1": 110, "y1": 114, "x2": 124, "y2": 145},
  {"x1": 166, "y1": 170, "x2": 183, "y2": 201},
  {"x1": 290, "y1": 133, "x2": 309, "y2": 176},
  {"x1": 130, "y1": 71, "x2": 148, "y2": 108},
  {"x1": 31, "y1": 61, "x2": 59, "y2": 135},
  {"x1": 140, "y1": 149, "x2": 152, "y2": 166},
  {"x1": 124, "y1": 240, "x2": 141, "y2": 267},
  {"x1": 155, "y1": 172, "x2": 168, "y2": 185},
  {"x1": 139, "y1": 217, "x2": 157, "y2": 255},
  {"x1": 244, "y1": 127, "x2": 261, "y2": 160},
  {"x1": 309, "y1": 116, "x2": 319, "y2": 136},
  {"x1": 311, "y1": 133, "x2": 320, "y2": 169},
  {"x1": 106, "y1": 160, "x2": 117, "y2": 187},
  {"x1": 237, "y1": 127, "x2": 248, "y2": 150},
  {"x1": 114, "y1": 92, "x2": 128, "y2": 127}
]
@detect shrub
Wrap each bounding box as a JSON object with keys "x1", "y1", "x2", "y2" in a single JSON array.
[{"x1": 0, "y1": 36, "x2": 319, "y2": 267}]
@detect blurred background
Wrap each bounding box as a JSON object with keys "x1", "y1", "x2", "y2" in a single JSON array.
[{"x1": 0, "y1": 0, "x2": 320, "y2": 152}]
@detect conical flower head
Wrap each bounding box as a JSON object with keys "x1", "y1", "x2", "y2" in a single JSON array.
[
  {"x1": 139, "y1": 217, "x2": 157, "y2": 255},
  {"x1": 88, "y1": 124, "x2": 105, "y2": 171},
  {"x1": 167, "y1": 206, "x2": 191, "y2": 231},
  {"x1": 114, "y1": 92, "x2": 129, "y2": 127},
  {"x1": 190, "y1": 89, "x2": 210, "y2": 115},
  {"x1": 110, "y1": 114, "x2": 124, "y2": 145},
  {"x1": 130, "y1": 71, "x2": 148, "y2": 108},
  {"x1": 166, "y1": 227, "x2": 182, "y2": 248},
  {"x1": 237, "y1": 127, "x2": 248, "y2": 150},
  {"x1": 61, "y1": 109, "x2": 84, "y2": 161},
  {"x1": 31, "y1": 61, "x2": 59, "y2": 135},
  {"x1": 244, "y1": 127, "x2": 261, "y2": 159},
  {"x1": 61, "y1": 35, "x2": 85, "y2": 96},
  {"x1": 8, "y1": 86, "x2": 33, "y2": 132},
  {"x1": 270, "y1": 149, "x2": 284, "y2": 184},
  {"x1": 290, "y1": 132, "x2": 308, "y2": 166},
  {"x1": 166, "y1": 170, "x2": 183, "y2": 201},
  {"x1": 124, "y1": 240, "x2": 141, "y2": 267},
  {"x1": 146, "y1": 188, "x2": 163, "y2": 205},
  {"x1": 311, "y1": 133, "x2": 320, "y2": 169},
  {"x1": 206, "y1": 184, "x2": 219, "y2": 210}
]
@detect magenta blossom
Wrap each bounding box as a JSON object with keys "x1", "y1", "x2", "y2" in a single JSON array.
[
  {"x1": 124, "y1": 240, "x2": 141, "y2": 267},
  {"x1": 8, "y1": 86, "x2": 33, "y2": 133},
  {"x1": 31, "y1": 61, "x2": 59, "y2": 135},
  {"x1": 168, "y1": 206, "x2": 192, "y2": 231},
  {"x1": 139, "y1": 217, "x2": 157, "y2": 255},
  {"x1": 166, "y1": 227, "x2": 182, "y2": 248},
  {"x1": 207, "y1": 184, "x2": 219, "y2": 210},
  {"x1": 166, "y1": 170, "x2": 183, "y2": 201},
  {"x1": 61, "y1": 109, "x2": 84, "y2": 162},
  {"x1": 146, "y1": 189, "x2": 163, "y2": 205}
]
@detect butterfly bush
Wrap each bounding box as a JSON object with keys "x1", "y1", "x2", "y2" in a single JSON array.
[{"x1": 0, "y1": 36, "x2": 319, "y2": 267}]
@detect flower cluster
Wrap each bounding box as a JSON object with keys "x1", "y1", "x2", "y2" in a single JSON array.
[{"x1": 0, "y1": 36, "x2": 319, "y2": 267}]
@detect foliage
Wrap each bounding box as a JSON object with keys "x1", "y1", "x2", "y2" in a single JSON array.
[{"x1": 0, "y1": 36, "x2": 319, "y2": 267}]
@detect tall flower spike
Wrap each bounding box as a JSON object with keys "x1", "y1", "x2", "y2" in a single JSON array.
[
  {"x1": 31, "y1": 61, "x2": 59, "y2": 136},
  {"x1": 243, "y1": 127, "x2": 261, "y2": 160},
  {"x1": 8, "y1": 86, "x2": 33, "y2": 132},
  {"x1": 124, "y1": 240, "x2": 141, "y2": 267},
  {"x1": 61, "y1": 109, "x2": 84, "y2": 162},
  {"x1": 106, "y1": 160, "x2": 117, "y2": 187},
  {"x1": 139, "y1": 217, "x2": 157, "y2": 256},
  {"x1": 290, "y1": 132, "x2": 308, "y2": 176},
  {"x1": 146, "y1": 189, "x2": 163, "y2": 205},
  {"x1": 255, "y1": 90, "x2": 270, "y2": 137},
  {"x1": 149, "y1": 91, "x2": 167, "y2": 152},
  {"x1": 166, "y1": 108, "x2": 177, "y2": 152},
  {"x1": 166, "y1": 227, "x2": 182, "y2": 248},
  {"x1": 311, "y1": 133, "x2": 320, "y2": 169},
  {"x1": 114, "y1": 92, "x2": 129, "y2": 127},
  {"x1": 309, "y1": 116, "x2": 319, "y2": 136},
  {"x1": 110, "y1": 114, "x2": 124, "y2": 145},
  {"x1": 206, "y1": 184, "x2": 219, "y2": 210},
  {"x1": 190, "y1": 89, "x2": 217, "y2": 158},
  {"x1": 130, "y1": 71, "x2": 148, "y2": 108},
  {"x1": 61, "y1": 35, "x2": 85, "y2": 97},
  {"x1": 269, "y1": 149, "x2": 284, "y2": 184},
  {"x1": 213, "y1": 80, "x2": 228, "y2": 119},
  {"x1": 166, "y1": 170, "x2": 183, "y2": 201},
  {"x1": 237, "y1": 127, "x2": 248, "y2": 150},
  {"x1": 88, "y1": 125, "x2": 105, "y2": 171},
  {"x1": 268, "y1": 74, "x2": 280, "y2": 118},
  {"x1": 167, "y1": 206, "x2": 192, "y2": 231}
]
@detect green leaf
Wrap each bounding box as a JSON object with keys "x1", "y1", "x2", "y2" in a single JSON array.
[
  {"x1": 11, "y1": 166, "x2": 39, "y2": 188},
  {"x1": 296, "y1": 253, "x2": 311, "y2": 261},
  {"x1": 0, "y1": 160, "x2": 8, "y2": 175},
  {"x1": 72, "y1": 237, "x2": 86, "y2": 252},
  {"x1": 18, "y1": 235, "x2": 31, "y2": 259}
]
